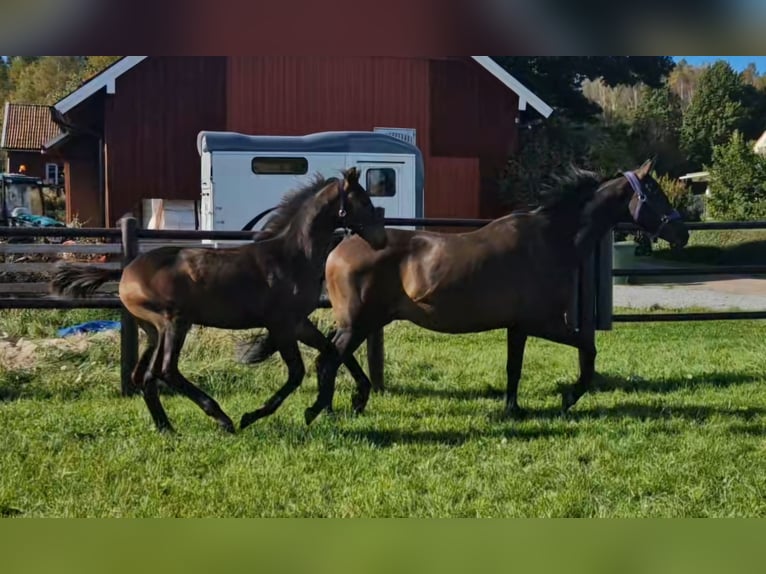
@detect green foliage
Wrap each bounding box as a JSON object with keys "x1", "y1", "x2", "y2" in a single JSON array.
[
  {"x1": 496, "y1": 57, "x2": 674, "y2": 120},
  {"x1": 500, "y1": 117, "x2": 639, "y2": 208},
  {"x1": 653, "y1": 172, "x2": 700, "y2": 220},
  {"x1": 706, "y1": 131, "x2": 766, "y2": 221},
  {"x1": 631, "y1": 86, "x2": 687, "y2": 176},
  {"x1": 680, "y1": 62, "x2": 749, "y2": 168}
]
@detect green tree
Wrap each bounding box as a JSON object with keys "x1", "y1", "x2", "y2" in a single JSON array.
[
  {"x1": 495, "y1": 57, "x2": 675, "y2": 120},
  {"x1": 631, "y1": 85, "x2": 686, "y2": 176},
  {"x1": 680, "y1": 61, "x2": 748, "y2": 168},
  {"x1": 706, "y1": 130, "x2": 766, "y2": 221}
]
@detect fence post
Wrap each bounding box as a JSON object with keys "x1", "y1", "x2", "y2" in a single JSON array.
[
  {"x1": 577, "y1": 249, "x2": 596, "y2": 346},
  {"x1": 366, "y1": 329, "x2": 385, "y2": 392},
  {"x1": 120, "y1": 217, "x2": 139, "y2": 397},
  {"x1": 595, "y1": 229, "x2": 614, "y2": 331}
]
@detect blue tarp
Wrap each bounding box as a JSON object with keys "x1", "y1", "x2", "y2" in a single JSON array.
[{"x1": 57, "y1": 321, "x2": 121, "y2": 337}]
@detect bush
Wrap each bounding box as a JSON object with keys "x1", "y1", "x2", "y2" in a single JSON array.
[
  {"x1": 706, "y1": 130, "x2": 766, "y2": 221},
  {"x1": 499, "y1": 117, "x2": 639, "y2": 209}
]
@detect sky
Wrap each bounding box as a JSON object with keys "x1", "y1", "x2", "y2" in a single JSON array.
[{"x1": 673, "y1": 56, "x2": 766, "y2": 73}]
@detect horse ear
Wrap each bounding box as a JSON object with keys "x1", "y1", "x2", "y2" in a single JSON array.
[
  {"x1": 344, "y1": 167, "x2": 360, "y2": 185},
  {"x1": 636, "y1": 157, "x2": 656, "y2": 179}
]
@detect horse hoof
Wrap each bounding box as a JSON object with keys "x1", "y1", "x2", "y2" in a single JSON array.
[
  {"x1": 561, "y1": 391, "x2": 576, "y2": 414},
  {"x1": 240, "y1": 412, "x2": 261, "y2": 430},
  {"x1": 351, "y1": 393, "x2": 369, "y2": 414},
  {"x1": 220, "y1": 418, "x2": 236, "y2": 434},
  {"x1": 504, "y1": 407, "x2": 527, "y2": 421},
  {"x1": 304, "y1": 407, "x2": 320, "y2": 426}
]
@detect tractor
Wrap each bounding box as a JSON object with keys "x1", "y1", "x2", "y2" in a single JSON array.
[{"x1": 0, "y1": 172, "x2": 66, "y2": 230}]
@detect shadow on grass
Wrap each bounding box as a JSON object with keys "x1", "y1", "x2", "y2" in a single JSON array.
[
  {"x1": 380, "y1": 370, "x2": 762, "y2": 403},
  {"x1": 382, "y1": 383, "x2": 505, "y2": 401},
  {"x1": 590, "y1": 371, "x2": 763, "y2": 395},
  {"x1": 341, "y1": 425, "x2": 575, "y2": 447}
]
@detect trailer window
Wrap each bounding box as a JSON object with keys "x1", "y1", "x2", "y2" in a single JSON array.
[
  {"x1": 252, "y1": 157, "x2": 309, "y2": 175},
  {"x1": 366, "y1": 168, "x2": 396, "y2": 197}
]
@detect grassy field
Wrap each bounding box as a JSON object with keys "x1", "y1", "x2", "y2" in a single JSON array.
[
  {"x1": 653, "y1": 228, "x2": 766, "y2": 266},
  {"x1": 1, "y1": 308, "x2": 766, "y2": 517}
]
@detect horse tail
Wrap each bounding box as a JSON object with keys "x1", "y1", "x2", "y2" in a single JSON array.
[{"x1": 50, "y1": 263, "x2": 123, "y2": 298}]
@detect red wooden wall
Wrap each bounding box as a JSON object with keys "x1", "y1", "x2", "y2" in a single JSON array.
[
  {"x1": 103, "y1": 57, "x2": 226, "y2": 223},
  {"x1": 58, "y1": 56, "x2": 521, "y2": 226}
]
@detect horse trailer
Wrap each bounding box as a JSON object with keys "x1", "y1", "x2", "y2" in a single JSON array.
[{"x1": 196, "y1": 130, "x2": 425, "y2": 234}]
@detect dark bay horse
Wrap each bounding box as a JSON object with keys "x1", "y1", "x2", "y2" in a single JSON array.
[
  {"x1": 304, "y1": 159, "x2": 690, "y2": 424},
  {"x1": 50, "y1": 168, "x2": 386, "y2": 433}
]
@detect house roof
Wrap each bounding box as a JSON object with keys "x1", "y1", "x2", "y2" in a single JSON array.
[
  {"x1": 52, "y1": 56, "x2": 554, "y2": 118},
  {"x1": 1, "y1": 103, "x2": 63, "y2": 151}
]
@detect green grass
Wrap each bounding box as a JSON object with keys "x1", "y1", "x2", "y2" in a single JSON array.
[
  {"x1": 653, "y1": 229, "x2": 766, "y2": 266},
  {"x1": 1, "y1": 309, "x2": 766, "y2": 517}
]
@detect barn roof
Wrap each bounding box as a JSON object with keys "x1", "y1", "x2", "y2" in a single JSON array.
[
  {"x1": 52, "y1": 56, "x2": 553, "y2": 118},
  {"x1": 1, "y1": 103, "x2": 63, "y2": 151}
]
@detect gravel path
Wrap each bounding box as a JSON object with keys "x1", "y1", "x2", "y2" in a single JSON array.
[{"x1": 613, "y1": 282, "x2": 766, "y2": 311}]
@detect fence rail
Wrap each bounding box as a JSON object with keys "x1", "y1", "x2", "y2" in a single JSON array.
[{"x1": 3, "y1": 216, "x2": 766, "y2": 396}]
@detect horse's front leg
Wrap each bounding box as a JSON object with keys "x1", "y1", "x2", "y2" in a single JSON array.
[
  {"x1": 505, "y1": 326, "x2": 528, "y2": 420},
  {"x1": 293, "y1": 318, "x2": 374, "y2": 424},
  {"x1": 240, "y1": 329, "x2": 306, "y2": 430}
]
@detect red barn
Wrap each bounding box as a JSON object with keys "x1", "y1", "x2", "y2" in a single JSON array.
[{"x1": 42, "y1": 56, "x2": 551, "y2": 227}]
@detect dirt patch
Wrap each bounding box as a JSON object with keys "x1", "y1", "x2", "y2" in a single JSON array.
[{"x1": 0, "y1": 332, "x2": 118, "y2": 370}]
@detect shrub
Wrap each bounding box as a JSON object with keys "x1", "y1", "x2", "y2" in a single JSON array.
[{"x1": 706, "y1": 130, "x2": 766, "y2": 221}]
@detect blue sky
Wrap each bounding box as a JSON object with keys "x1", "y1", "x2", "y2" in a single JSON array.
[{"x1": 673, "y1": 56, "x2": 766, "y2": 73}]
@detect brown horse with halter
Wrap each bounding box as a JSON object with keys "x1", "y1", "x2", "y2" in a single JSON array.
[
  {"x1": 50, "y1": 168, "x2": 386, "y2": 433},
  {"x1": 303, "y1": 159, "x2": 690, "y2": 424}
]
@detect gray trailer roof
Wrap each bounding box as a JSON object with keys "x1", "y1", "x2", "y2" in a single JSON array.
[{"x1": 197, "y1": 130, "x2": 422, "y2": 156}]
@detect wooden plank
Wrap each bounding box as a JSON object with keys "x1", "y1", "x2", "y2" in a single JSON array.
[
  {"x1": 0, "y1": 282, "x2": 118, "y2": 294},
  {"x1": 0, "y1": 243, "x2": 121, "y2": 255},
  {"x1": 138, "y1": 239, "x2": 212, "y2": 252},
  {"x1": 0, "y1": 262, "x2": 121, "y2": 273}
]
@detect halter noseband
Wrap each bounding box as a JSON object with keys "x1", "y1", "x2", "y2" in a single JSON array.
[{"x1": 623, "y1": 170, "x2": 681, "y2": 240}]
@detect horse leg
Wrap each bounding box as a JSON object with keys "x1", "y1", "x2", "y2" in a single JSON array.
[
  {"x1": 305, "y1": 326, "x2": 370, "y2": 425},
  {"x1": 240, "y1": 336, "x2": 305, "y2": 430},
  {"x1": 366, "y1": 329, "x2": 385, "y2": 393},
  {"x1": 527, "y1": 321, "x2": 596, "y2": 414},
  {"x1": 134, "y1": 319, "x2": 172, "y2": 432},
  {"x1": 504, "y1": 327, "x2": 528, "y2": 420},
  {"x1": 160, "y1": 317, "x2": 235, "y2": 433}
]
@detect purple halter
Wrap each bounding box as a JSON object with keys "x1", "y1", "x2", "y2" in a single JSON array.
[{"x1": 623, "y1": 170, "x2": 681, "y2": 239}]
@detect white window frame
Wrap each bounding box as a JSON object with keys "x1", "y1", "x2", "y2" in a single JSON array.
[{"x1": 45, "y1": 163, "x2": 62, "y2": 185}]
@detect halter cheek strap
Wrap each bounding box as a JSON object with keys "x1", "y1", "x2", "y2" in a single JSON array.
[
  {"x1": 623, "y1": 171, "x2": 681, "y2": 239},
  {"x1": 337, "y1": 179, "x2": 351, "y2": 235}
]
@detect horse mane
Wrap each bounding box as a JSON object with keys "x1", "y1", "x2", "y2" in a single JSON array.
[
  {"x1": 258, "y1": 173, "x2": 339, "y2": 239},
  {"x1": 537, "y1": 166, "x2": 608, "y2": 214}
]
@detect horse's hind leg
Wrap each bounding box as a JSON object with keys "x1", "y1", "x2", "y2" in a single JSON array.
[
  {"x1": 240, "y1": 336, "x2": 305, "y2": 430},
  {"x1": 527, "y1": 321, "x2": 596, "y2": 413},
  {"x1": 134, "y1": 319, "x2": 172, "y2": 432},
  {"x1": 161, "y1": 317, "x2": 235, "y2": 433}
]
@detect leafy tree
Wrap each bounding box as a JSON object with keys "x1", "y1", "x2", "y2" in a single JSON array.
[
  {"x1": 495, "y1": 57, "x2": 674, "y2": 120},
  {"x1": 499, "y1": 117, "x2": 639, "y2": 208},
  {"x1": 680, "y1": 61, "x2": 748, "y2": 168},
  {"x1": 630, "y1": 85, "x2": 686, "y2": 176},
  {"x1": 667, "y1": 58, "x2": 705, "y2": 109},
  {"x1": 706, "y1": 130, "x2": 766, "y2": 221}
]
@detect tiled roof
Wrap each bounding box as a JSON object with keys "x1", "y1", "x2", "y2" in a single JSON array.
[{"x1": 1, "y1": 103, "x2": 63, "y2": 151}]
